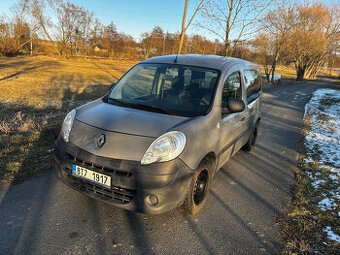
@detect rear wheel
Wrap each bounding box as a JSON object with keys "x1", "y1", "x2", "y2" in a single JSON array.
[
  {"x1": 182, "y1": 159, "x2": 212, "y2": 215},
  {"x1": 242, "y1": 121, "x2": 260, "y2": 151}
]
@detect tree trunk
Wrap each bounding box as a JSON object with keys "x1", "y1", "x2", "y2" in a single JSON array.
[
  {"x1": 329, "y1": 57, "x2": 335, "y2": 76},
  {"x1": 271, "y1": 52, "x2": 280, "y2": 83},
  {"x1": 225, "y1": 41, "x2": 230, "y2": 57},
  {"x1": 264, "y1": 65, "x2": 271, "y2": 82},
  {"x1": 296, "y1": 67, "x2": 305, "y2": 81},
  {"x1": 224, "y1": 27, "x2": 231, "y2": 56},
  {"x1": 271, "y1": 60, "x2": 277, "y2": 83}
]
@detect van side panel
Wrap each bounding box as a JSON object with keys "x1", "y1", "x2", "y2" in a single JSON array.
[{"x1": 177, "y1": 108, "x2": 221, "y2": 171}]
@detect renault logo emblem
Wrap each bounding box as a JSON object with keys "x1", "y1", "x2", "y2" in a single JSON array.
[{"x1": 97, "y1": 134, "x2": 105, "y2": 148}]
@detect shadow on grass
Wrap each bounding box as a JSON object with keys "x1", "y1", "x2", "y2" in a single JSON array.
[
  {"x1": 0, "y1": 76, "x2": 110, "y2": 185},
  {"x1": 0, "y1": 76, "x2": 112, "y2": 253},
  {"x1": 0, "y1": 59, "x2": 61, "y2": 82}
]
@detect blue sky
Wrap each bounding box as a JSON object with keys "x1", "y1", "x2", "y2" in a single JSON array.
[
  {"x1": 1, "y1": 0, "x2": 334, "y2": 42},
  {"x1": 1, "y1": 0, "x2": 209, "y2": 41}
]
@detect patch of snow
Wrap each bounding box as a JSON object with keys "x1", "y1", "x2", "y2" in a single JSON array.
[
  {"x1": 304, "y1": 89, "x2": 340, "y2": 169},
  {"x1": 318, "y1": 197, "x2": 337, "y2": 211},
  {"x1": 311, "y1": 179, "x2": 325, "y2": 189},
  {"x1": 323, "y1": 226, "x2": 340, "y2": 243},
  {"x1": 303, "y1": 89, "x2": 340, "y2": 212},
  {"x1": 0, "y1": 100, "x2": 19, "y2": 104}
]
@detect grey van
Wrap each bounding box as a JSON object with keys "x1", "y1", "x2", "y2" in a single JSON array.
[{"x1": 54, "y1": 55, "x2": 262, "y2": 215}]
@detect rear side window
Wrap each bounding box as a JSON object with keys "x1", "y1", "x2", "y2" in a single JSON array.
[{"x1": 244, "y1": 70, "x2": 261, "y2": 104}]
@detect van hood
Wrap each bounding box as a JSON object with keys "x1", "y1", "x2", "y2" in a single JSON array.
[{"x1": 75, "y1": 99, "x2": 190, "y2": 138}]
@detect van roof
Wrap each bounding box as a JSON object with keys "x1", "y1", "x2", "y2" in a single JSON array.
[{"x1": 141, "y1": 54, "x2": 258, "y2": 71}]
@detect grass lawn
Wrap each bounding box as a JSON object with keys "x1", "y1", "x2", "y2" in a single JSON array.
[
  {"x1": 0, "y1": 56, "x2": 137, "y2": 185},
  {"x1": 260, "y1": 65, "x2": 297, "y2": 79},
  {"x1": 279, "y1": 89, "x2": 340, "y2": 254}
]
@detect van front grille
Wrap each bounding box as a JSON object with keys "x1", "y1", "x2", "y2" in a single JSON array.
[
  {"x1": 66, "y1": 153, "x2": 132, "y2": 178},
  {"x1": 72, "y1": 176, "x2": 135, "y2": 204},
  {"x1": 63, "y1": 166, "x2": 135, "y2": 204}
]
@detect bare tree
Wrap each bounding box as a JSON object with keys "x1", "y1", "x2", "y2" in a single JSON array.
[
  {"x1": 178, "y1": 0, "x2": 205, "y2": 54},
  {"x1": 32, "y1": 0, "x2": 95, "y2": 57},
  {"x1": 0, "y1": 16, "x2": 11, "y2": 53},
  {"x1": 199, "y1": 0, "x2": 275, "y2": 56},
  {"x1": 140, "y1": 26, "x2": 165, "y2": 58},
  {"x1": 284, "y1": 2, "x2": 340, "y2": 80},
  {"x1": 328, "y1": 41, "x2": 338, "y2": 77},
  {"x1": 262, "y1": 4, "x2": 293, "y2": 82},
  {"x1": 252, "y1": 33, "x2": 274, "y2": 82},
  {"x1": 4, "y1": 0, "x2": 41, "y2": 53},
  {"x1": 101, "y1": 22, "x2": 118, "y2": 58}
]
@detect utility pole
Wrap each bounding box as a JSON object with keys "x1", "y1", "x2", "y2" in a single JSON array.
[
  {"x1": 30, "y1": 0, "x2": 33, "y2": 56},
  {"x1": 178, "y1": 0, "x2": 205, "y2": 55},
  {"x1": 162, "y1": 33, "x2": 165, "y2": 55},
  {"x1": 178, "y1": 0, "x2": 188, "y2": 55}
]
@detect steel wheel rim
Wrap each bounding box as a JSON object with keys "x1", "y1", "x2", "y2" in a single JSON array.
[{"x1": 193, "y1": 170, "x2": 208, "y2": 205}]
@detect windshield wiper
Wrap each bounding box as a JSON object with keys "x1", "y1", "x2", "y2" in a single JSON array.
[
  {"x1": 132, "y1": 103, "x2": 176, "y2": 115},
  {"x1": 107, "y1": 98, "x2": 133, "y2": 107},
  {"x1": 107, "y1": 98, "x2": 176, "y2": 115}
]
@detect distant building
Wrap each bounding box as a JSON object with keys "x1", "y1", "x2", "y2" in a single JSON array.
[{"x1": 94, "y1": 45, "x2": 108, "y2": 53}]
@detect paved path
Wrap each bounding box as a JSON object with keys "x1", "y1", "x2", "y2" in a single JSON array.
[{"x1": 0, "y1": 82, "x2": 329, "y2": 255}]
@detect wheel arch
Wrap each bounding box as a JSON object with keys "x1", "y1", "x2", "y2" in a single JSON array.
[{"x1": 200, "y1": 152, "x2": 217, "y2": 173}]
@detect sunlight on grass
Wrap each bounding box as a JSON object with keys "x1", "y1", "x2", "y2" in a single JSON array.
[
  {"x1": 0, "y1": 56, "x2": 137, "y2": 185},
  {"x1": 260, "y1": 65, "x2": 297, "y2": 79},
  {"x1": 0, "y1": 56, "x2": 137, "y2": 106}
]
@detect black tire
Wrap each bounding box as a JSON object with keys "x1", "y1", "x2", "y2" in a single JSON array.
[
  {"x1": 242, "y1": 121, "x2": 260, "y2": 152},
  {"x1": 182, "y1": 159, "x2": 212, "y2": 215}
]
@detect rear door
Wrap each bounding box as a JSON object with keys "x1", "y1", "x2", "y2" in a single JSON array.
[{"x1": 218, "y1": 65, "x2": 248, "y2": 166}]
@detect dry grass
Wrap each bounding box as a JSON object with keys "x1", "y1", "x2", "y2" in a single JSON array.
[
  {"x1": 0, "y1": 56, "x2": 137, "y2": 106},
  {"x1": 0, "y1": 56, "x2": 137, "y2": 185},
  {"x1": 260, "y1": 65, "x2": 297, "y2": 79}
]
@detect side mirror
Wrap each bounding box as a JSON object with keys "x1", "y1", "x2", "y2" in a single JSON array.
[
  {"x1": 222, "y1": 97, "x2": 245, "y2": 114},
  {"x1": 228, "y1": 97, "x2": 245, "y2": 113}
]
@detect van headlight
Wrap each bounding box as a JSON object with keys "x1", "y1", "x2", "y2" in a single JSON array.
[
  {"x1": 141, "y1": 131, "x2": 186, "y2": 165},
  {"x1": 61, "y1": 109, "x2": 76, "y2": 143}
]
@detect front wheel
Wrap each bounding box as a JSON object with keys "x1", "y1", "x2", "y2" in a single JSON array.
[
  {"x1": 242, "y1": 121, "x2": 260, "y2": 151},
  {"x1": 182, "y1": 159, "x2": 212, "y2": 215}
]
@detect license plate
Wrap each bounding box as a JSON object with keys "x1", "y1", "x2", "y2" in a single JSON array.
[{"x1": 72, "y1": 164, "x2": 111, "y2": 188}]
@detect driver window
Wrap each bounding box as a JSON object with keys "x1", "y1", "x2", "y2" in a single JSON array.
[
  {"x1": 221, "y1": 72, "x2": 242, "y2": 116},
  {"x1": 222, "y1": 72, "x2": 242, "y2": 105}
]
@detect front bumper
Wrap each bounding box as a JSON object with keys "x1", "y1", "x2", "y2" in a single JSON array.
[{"x1": 54, "y1": 136, "x2": 194, "y2": 214}]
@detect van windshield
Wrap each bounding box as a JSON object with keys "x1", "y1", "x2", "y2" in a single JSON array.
[{"x1": 108, "y1": 63, "x2": 219, "y2": 117}]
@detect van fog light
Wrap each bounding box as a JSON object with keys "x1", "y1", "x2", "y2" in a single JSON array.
[{"x1": 145, "y1": 194, "x2": 158, "y2": 206}]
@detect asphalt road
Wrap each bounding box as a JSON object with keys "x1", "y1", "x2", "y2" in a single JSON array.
[{"x1": 0, "y1": 81, "x2": 331, "y2": 255}]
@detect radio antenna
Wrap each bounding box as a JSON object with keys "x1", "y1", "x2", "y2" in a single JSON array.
[{"x1": 174, "y1": 54, "x2": 178, "y2": 63}]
